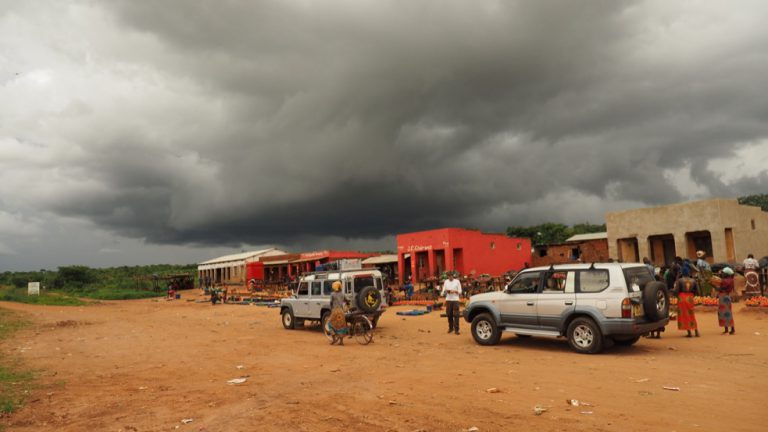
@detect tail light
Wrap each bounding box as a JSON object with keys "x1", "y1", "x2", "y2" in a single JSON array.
[{"x1": 621, "y1": 298, "x2": 632, "y2": 318}]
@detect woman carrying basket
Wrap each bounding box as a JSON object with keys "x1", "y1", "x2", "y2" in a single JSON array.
[
  {"x1": 328, "y1": 281, "x2": 349, "y2": 346},
  {"x1": 714, "y1": 267, "x2": 736, "y2": 335}
]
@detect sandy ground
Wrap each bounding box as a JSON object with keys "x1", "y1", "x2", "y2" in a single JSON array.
[{"x1": 1, "y1": 293, "x2": 766, "y2": 432}]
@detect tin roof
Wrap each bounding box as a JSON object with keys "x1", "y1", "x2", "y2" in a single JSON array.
[
  {"x1": 198, "y1": 248, "x2": 286, "y2": 265},
  {"x1": 361, "y1": 254, "x2": 398, "y2": 265},
  {"x1": 564, "y1": 232, "x2": 608, "y2": 243}
]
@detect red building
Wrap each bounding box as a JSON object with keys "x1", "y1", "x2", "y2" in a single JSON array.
[{"x1": 396, "y1": 228, "x2": 531, "y2": 284}]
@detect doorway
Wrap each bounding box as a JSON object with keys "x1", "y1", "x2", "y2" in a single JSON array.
[
  {"x1": 617, "y1": 238, "x2": 639, "y2": 262},
  {"x1": 685, "y1": 231, "x2": 712, "y2": 262},
  {"x1": 648, "y1": 234, "x2": 676, "y2": 266}
]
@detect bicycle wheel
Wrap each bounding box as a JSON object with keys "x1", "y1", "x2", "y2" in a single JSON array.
[{"x1": 353, "y1": 316, "x2": 373, "y2": 345}]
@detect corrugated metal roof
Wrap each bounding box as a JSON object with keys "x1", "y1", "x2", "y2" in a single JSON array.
[
  {"x1": 361, "y1": 254, "x2": 399, "y2": 265},
  {"x1": 198, "y1": 248, "x2": 286, "y2": 265},
  {"x1": 565, "y1": 232, "x2": 608, "y2": 243}
]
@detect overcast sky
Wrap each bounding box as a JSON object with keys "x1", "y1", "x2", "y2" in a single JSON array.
[{"x1": 2, "y1": 1, "x2": 768, "y2": 271}]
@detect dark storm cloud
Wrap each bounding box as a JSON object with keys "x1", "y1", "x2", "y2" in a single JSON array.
[{"x1": 4, "y1": 0, "x2": 768, "y2": 252}]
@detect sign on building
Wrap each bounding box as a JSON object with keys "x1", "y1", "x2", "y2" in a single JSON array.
[{"x1": 28, "y1": 282, "x2": 41, "y2": 296}]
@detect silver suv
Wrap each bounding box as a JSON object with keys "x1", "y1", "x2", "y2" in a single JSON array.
[
  {"x1": 280, "y1": 269, "x2": 387, "y2": 332},
  {"x1": 462, "y1": 263, "x2": 669, "y2": 354}
]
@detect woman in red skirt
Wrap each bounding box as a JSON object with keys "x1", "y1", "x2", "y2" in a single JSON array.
[{"x1": 673, "y1": 265, "x2": 700, "y2": 337}]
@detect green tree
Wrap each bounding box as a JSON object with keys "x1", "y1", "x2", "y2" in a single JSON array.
[
  {"x1": 507, "y1": 222, "x2": 606, "y2": 245},
  {"x1": 738, "y1": 194, "x2": 768, "y2": 211},
  {"x1": 54, "y1": 266, "x2": 95, "y2": 290}
]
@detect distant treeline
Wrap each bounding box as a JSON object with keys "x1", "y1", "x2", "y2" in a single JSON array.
[
  {"x1": 506, "y1": 222, "x2": 606, "y2": 246},
  {"x1": 0, "y1": 264, "x2": 197, "y2": 292}
]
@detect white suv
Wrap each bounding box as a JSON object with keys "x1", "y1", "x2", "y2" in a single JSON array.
[
  {"x1": 462, "y1": 263, "x2": 669, "y2": 354},
  {"x1": 280, "y1": 269, "x2": 387, "y2": 332}
]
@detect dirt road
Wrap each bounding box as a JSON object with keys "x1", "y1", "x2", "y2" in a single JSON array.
[{"x1": 1, "y1": 294, "x2": 766, "y2": 432}]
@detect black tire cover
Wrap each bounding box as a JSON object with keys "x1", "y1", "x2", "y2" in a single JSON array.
[
  {"x1": 643, "y1": 281, "x2": 669, "y2": 321},
  {"x1": 356, "y1": 286, "x2": 382, "y2": 314}
]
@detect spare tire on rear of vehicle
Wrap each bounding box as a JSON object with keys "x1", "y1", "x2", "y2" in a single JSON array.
[
  {"x1": 356, "y1": 286, "x2": 382, "y2": 314},
  {"x1": 643, "y1": 281, "x2": 669, "y2": 321}
]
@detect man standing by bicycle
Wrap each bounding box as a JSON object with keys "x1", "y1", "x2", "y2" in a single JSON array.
[{"x1": 441, "y1": 272, "x2": 462, "y2": 335}]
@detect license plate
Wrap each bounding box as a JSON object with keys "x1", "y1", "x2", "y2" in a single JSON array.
[{"x1": 633, "y1": 304, "x2": 643, "y2": 316}]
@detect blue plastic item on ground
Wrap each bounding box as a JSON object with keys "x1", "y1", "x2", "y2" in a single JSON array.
[{"x1": 396, "y1": 309, "x2": 429, "y2": 316}]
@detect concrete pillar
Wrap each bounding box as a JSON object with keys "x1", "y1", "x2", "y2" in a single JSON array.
[
  {"x1": 398, "y1": 254, "x2": 405, "y2": 285},
  {"x1": 410, "y1": 256, "x2": 418, "y2": 284},
  {"x1": 445, "y1": 247, "x2": 455, "y2": 272},
  {"x1": 428, "y1": 250, "x2": 436, "y2": 278},
  {"x1": 674, "y1": 232, "x2": 687, "y2": 261},
  {"x1": 637, "y1": 236, "x2": 650, "y2": 263}
]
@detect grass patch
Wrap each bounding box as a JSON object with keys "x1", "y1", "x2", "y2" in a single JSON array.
[
  {"x1": 0, "y1": 308, "x2": 34, "y2": 418},
  {"x1": 0, "y1": 287, "x2": 85, "y2": 306},
  {"x1": 0, "y1": 286, "x2": 165, "y2": 303},
  {"x1": 71, "y1": 288, "x2": 165, "y2": 300}
]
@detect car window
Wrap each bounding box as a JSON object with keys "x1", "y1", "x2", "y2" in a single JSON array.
[
  {"x1": 564, "y1": 271, "x2": 576, "y2": 293},
  {"x1": 323, "y1": 280, "x2": 339, "y2": 295},
  {"x1": 311, "y1": 281, "x2": 322, "y2": 296},
  {"x1": 579, "y1": 270, "x2": 609, "y2": 293},
  {"x1": 508, "y1": 272, "x2": 540, "y2": 294},
  {"x1": 623, "y1": 267, "x2": 654, "y2": 292},
  {"x1": 543, "y1": 272, "x2": 571, "y2": 293},
  {"x1": 353, "y1": 275, "x2": 374, "y2": 293},
  {"x1": 297, "y1": 282, "x2": 308, "y2": 297}
]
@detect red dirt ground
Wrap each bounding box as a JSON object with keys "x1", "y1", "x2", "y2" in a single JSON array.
[{"x1": 1, "y1": 294, "x2": 766, "y2": 432}]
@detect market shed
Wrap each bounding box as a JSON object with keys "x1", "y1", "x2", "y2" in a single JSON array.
[
  {"x1": 198, "y1": 248, "x2": 287, "y2": 288},
  {"x1": 362, "y1": 254, "x2": 398, "y2": 282}
]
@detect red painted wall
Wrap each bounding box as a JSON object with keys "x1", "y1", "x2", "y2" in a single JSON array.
[
  {"x1": 246, "y1": 262, "x2": 265, "y2": 281},
  {"x1": 396, "y1": 228, "x2": 531, "y2": 284}
]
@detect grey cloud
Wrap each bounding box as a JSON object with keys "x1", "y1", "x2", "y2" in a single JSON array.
[{"x1": 2, "y1": 0, "x2": 768, "y2": 256}]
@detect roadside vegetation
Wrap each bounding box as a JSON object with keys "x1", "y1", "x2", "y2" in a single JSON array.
[
  {"x1": 0, "y1": 264, "x2": 195, "y2": 303},
  {"x1": 0, "y1": 308, "x2": 33, "y2": 421}
]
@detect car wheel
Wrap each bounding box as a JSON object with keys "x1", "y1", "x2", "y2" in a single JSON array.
[
  {"x1": 471, "y1": 313, "x2": 500, "y2": 346},
  {"x1": 643, "y1": 281, "x2": 669, "y2": 321},
  {"x1": 613, "y1": 336, "x2": 640, "y2": 346},
  {"x1": 356, "y1": 286, "x2": 382, "y2": 314},
  {"x1": 567, "y1": 317, "x2": 604, "y2": 354},
  {"x1": 281, "y1": 309, "x2": 295, "y2": 330},
  {"x1": 320, "y1": 311, "x2": 333, "y2": 342}
]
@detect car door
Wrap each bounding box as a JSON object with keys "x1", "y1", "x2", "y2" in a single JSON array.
[
  {"x1": 537, "y1": 270, "x2": 576, "y2": 331},
  {"x1": 497, "y1": 271, "x2": 541, "y2": 328},
  {"x1": 307, "y1": 281, "x2": 324, "y2": 318},
  {"x1": 294, "y1": 281, "x2": 310, "y2": 317}
]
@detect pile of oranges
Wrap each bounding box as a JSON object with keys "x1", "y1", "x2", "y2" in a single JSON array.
[
  {"x1": 745, "y1": 296, "x2": 768, "y2": 307},
  {"x1": 693, "y1": 296, "x2": 719, "y2": 306}
]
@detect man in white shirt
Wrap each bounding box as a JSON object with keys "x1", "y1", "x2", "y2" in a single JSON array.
[{"x1": 441, "y1": 272, "x2": 463, "y2": 335}]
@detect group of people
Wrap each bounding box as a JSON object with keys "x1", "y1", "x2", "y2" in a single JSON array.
[
  {"x1": 658, "y1": 250, "x2": 739, "y2": 338},
  {"x1": 326, "y1": 273, "x2": 464, "y2": 346}
]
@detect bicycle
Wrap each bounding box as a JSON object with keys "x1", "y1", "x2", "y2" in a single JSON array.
[{"x1": 323, "y1": 311, "x2": 374, "y2": 345}]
